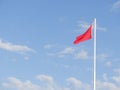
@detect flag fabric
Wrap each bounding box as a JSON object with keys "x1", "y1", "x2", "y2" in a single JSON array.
[{"x1": 73, "y1": 25, "x2": 92, "y2": 44}]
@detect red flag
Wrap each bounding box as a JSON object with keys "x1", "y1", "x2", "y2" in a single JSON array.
[{"x1": 74, "y1": 25, "x2": 92, "y2": 44}]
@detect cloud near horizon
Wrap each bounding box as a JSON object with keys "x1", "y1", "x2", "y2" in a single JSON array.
[
  {"x1": 2, "y1": 72, "x2": 120, "y2": 90},
  {"x1": 2, "y1": 75, "x2": 92, "y2": 90}
]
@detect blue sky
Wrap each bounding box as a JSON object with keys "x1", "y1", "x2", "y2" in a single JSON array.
[{"x1": 0, "y1": 0, "x2": 120, "y2": 90}]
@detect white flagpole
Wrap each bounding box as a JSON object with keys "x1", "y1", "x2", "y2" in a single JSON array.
[{"x1": 93, "y1": 18, "x2": 96, "y2": 90}]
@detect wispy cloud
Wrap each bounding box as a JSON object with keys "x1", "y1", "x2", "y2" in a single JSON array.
[
  {"x1": 102, "y1": 73, "x2": 108, "y2": 81},
  {"x1": 97, "y1": 53, "x2": 109, "y2": 60},
  {"x1": 0, "y1": 39, "x2": 35, "y2": 54},
  {"x1": 112, "y1": 76, "x2": 120, "y2": 84},
  {"x1": 114, "y1": 68, "x2": 120, "y2": 74},
  {"x1": 105, "y1": 61, "x2": 112, "y2": 67},
  {"x1": 43, "y1": 44, "x2": 56, "y2": 49},
  {"x1": 44, "y1": 44, "x2": 90, "y2": 60},
  {"x1": 2, "y1": 73, "x2": 120, "y2": 90},
  {"x1": 44, "y1": 44, "x2": 112, "y2": 62},
  {"x1": 74, "y1": 50, "x2": 89, "y2": 60},
  {"x1": 112, "y1": 68, "x2": 120, "y2": 83},
  {"x1": 97, "y1": 80, "x2": 120, "y2": 90},
  {"x1": 76, "y1": 21, "x2": 107, "y2": 32},
  {"x1": 24, "y1": 56, "x2": 29, "y2": 61},
  {"x1": 112, "y1": 0, "x2": 120, "y2": 9},
  {"x1": 77, "y1": 21, "x2": 90, "y2": 29},
  {"x1": 59, "y1": 47, "x2": 75, "y2": 55},
  {"x1": 97, "y1": 25, "x2": 107, "y2": 32},
  {"x1": 57, "y1": 47, "x2": 75, "y2": 58},
  {"x1": 58, "y1": 16, "x2": 68, "y2": 23},
  {"x1": 97, "y1": 70, "x2": 120, "y2": 90},
  {"x1": 36, "y1": 74, "x2": 54, "y2": 85},
  {"x1": 111, "y1": 0, "x2": 120, "y2": 12},
  {"x1": 2, "y1": 77, "x2": 41, "y2": 90},
  {"x1": 66, "y1": 77, "x2": 91, "y2": 90},
  {"x1": 2, "y1": 75, "x2": 92, "y2": 90}
]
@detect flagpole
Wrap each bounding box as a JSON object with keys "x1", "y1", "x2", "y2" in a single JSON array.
[{"x1": 93, "y1": 18, "x2": 96, "y2": 90}]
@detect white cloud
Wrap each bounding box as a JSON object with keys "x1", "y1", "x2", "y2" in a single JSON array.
[
  {"x1": 112, "y1": 0, "x2": 120, "y2": 9},
  {"x1": 78, "y1": 21, "x2": 90, "y2": 29},
  {"x1": 36, "y1": 74, "x2": 54, "y2": 85},
  {"x1": 24, "y1": 56, "x2": 29, "y2": 61},
  {"x1": 2, "y1": 73, "x2": 120, "y2": 90},
  {"x1": 57, "y1": 47, "x2": 75, "y2": 58},
  {"x1": 106, "y1": 61, "x2": 112, "y2": 67},
  {"x1": 97, "y1": 80, "x2": 120, "y2": 90},
  {"x1": 103, "y1": 73, "x2": 108, "y2": 81},
  {"x1": 66, "y1": 77, "x2": 91, "y2": 90},
  {"x1": 2, "y1": 76, "x2": 92, "y2": 90},
  {"x1": 74, "y1": 50, "x2": 89, "y2": 60},
  {"x1": 44, "y1": 44, "x2": 56, "y2": 49},
  {"x1": 59, "y1": 47, "x2": 75, "y2": 55},
  {"x1": 0, "y1": 39, "x2": 35, "y2": 54},
  {"x1": 112, "y1": 68, "x2": 120, "y2": 84},
  {"x1": 77, "y1": 21, "x2": 107, "y2": 32},
  {"x1": 36, "y1": 75, "x2": 56, "y2": 90},
  {"x1": 112, "y1": 76, "x2": 120, "y2": 83},
  {"x1": 97, "y1": 53, "x2": 108, "y2": 60},
  {"x1": 96, "y1": 25, "x2": 107, "y2": 32},
  {"x1": 66, "y1": 77, "x2": 82, "y2": 89},
  {"x1": 2, "y1": 77, "x2": 41, "y2": 90},
  {"x1": 58, "y1": 47, "x2": 89, "y2": 60},
  {"x1": 45, "y1": 47, "x2": 75, "y2": 58},
  {"x1": 44, "y1": 45, "x2": 90, "y2": 60},
  {"x1": 114, "y1": 68, "x2": 120, "y2": 74},
  {"x1": 96, "y1": 68, "x2": 120, "y2": 90}
]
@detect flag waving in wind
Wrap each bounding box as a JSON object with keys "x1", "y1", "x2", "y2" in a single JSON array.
[
  {"x1": 73, "y1": 25, "x2": 92, "y2": 44},
  {"x1": 74, "y1": 18, "x2": 96, "y2": 90},
  {"x1": 73, "y1": 19, "x2": 97, "y2": 90}
]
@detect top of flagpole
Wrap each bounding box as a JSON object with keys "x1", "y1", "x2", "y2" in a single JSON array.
[{"x1": 94, "y1": 18, "x2": 96, "y2": 29}]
